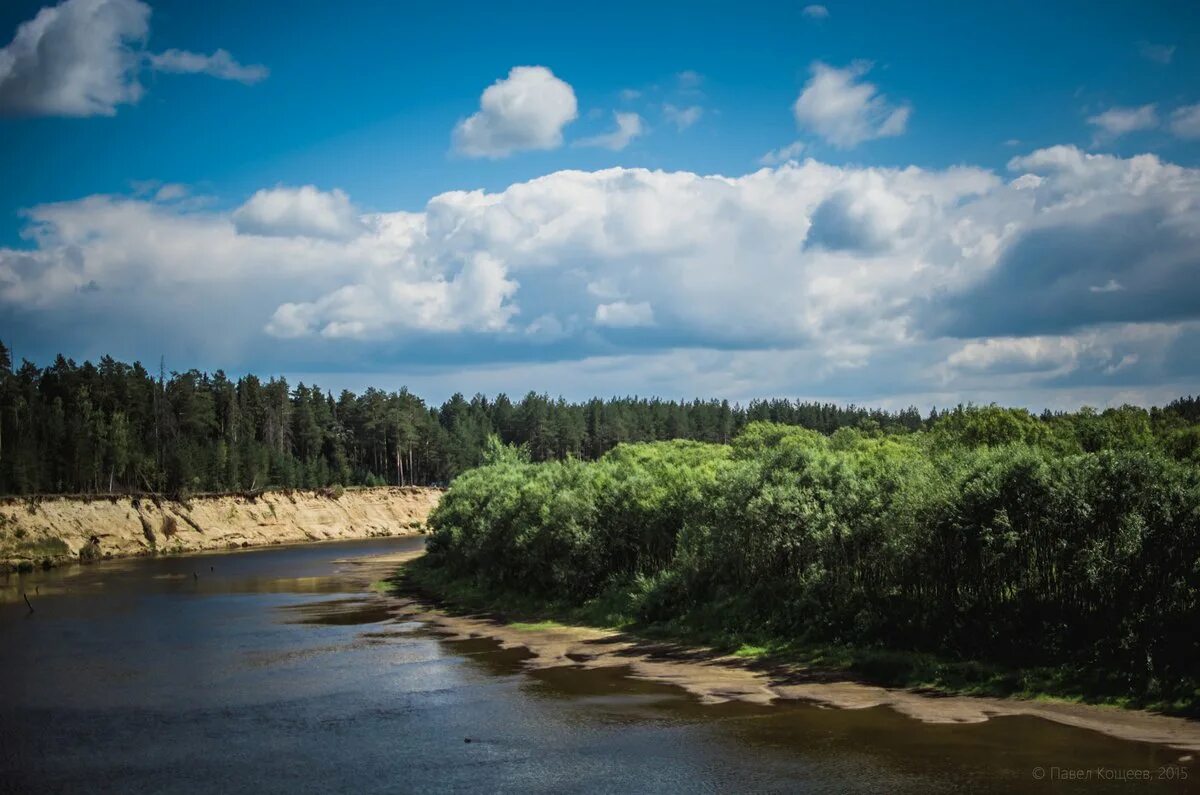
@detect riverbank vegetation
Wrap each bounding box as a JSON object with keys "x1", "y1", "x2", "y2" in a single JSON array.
[
  {"x1": 0, "y1": 343, "x2": 954, "y2": 495},
  {"x1": 417, "y1": 405, "x2": 1200, "y2": 714}
]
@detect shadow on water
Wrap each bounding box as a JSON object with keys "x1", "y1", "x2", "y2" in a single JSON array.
[{"x1": 279, "y1": 597, "x2": 398, "y2": 626}]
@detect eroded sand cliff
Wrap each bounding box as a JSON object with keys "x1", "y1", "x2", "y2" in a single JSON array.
[{"x1": 0, "y1": 487, "x2": 441, "y2": 571}]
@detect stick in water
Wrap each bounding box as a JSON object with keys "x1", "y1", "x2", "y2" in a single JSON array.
[{"x1": 23, "y1": 592, "x2": 33, "y2": 613}]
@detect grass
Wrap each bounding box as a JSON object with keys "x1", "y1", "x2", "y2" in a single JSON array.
[
  {"x1": 0, "y1": 537, "x2": 73, "y2": 571},
  {"x1": 392, "y1": 557, "x2": 1200, "y2": 717},
  {"x1": 508, "y1": 620, "x2": 566, "y2": 632},
  {"x1": 1, "y1": 537, "x2": 70, "y2": 559}
]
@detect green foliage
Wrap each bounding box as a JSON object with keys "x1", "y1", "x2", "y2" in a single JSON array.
[
  {"x1": 426, "y1": 416, "x2": 1200, "y2": 710},
  {"x1": 930, "y1": 405, "x2": 1049, "y2": 447},
  {"x1": 480, "y1": 434, "x2": 531, "y2": 466},
  {"x1": 0, "y1": 349, "x2": 952, "y2": 496}
]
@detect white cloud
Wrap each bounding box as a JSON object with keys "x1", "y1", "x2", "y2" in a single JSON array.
[
  {"x1": 793, "y1": 61, "x2": 911, "y2": 148},
  {"x1": 453, "y1": 66, "x2": 578, "y2": 158},
  {"x1": 0, "y1": 160, "x2": 993, "y2": 354},
  {"x1": 663, "y1": 104, "x2": 703, "y2": 130},
  {"x1": 802, "y1": 5, "x2": 830, "y2": 19},
  {"x1": 1009, "y1": 173, "x2": 1043, "y2": 190},
  {"x1": 1004, "y1": 145, "x2": 1183, "y2": 209},
  {"x1": 262, "y1": 302, "x2": 317, "y2": 339},
  {"x1": 0, "y1": 0, "x2": 150, "y2": 116},
  {"x1": 268, "y1": 252, "x2": 518, "y2": 339},
  {"x1": 233, "y1": 186, "x2": 365, "y2": 240},
  {"x1": 806, "y1": 178, "x2": 927, "y2": 253},
  {"x1": 1086, "y1": 104, "x2": 1158, "y2": 141},
  {"x1": 1169, "y1": 104, "x2": 1200, "y2": 140},
  {"x1": 3, "y1": 146, "x2": 1199, "y2": 405},
  {"x1": 0, "y1": 0, "x2": 265, "y2": 117},
  {"x1": 944, "y1": 324, "x2": 1184, "y2": 381},
  {"x1": 148, "y1": 48, "x2": 268, "y2": 84},
  {"x1": 1137, "y1": 41, "x2": 1175, "y2": 64},
  {"x1": 157, "y1": 184, "x2": 189, "y2": 203},
  {"x1": 1089, "y1": 279, "x2": 1124, "y2": 294},
  {"x1": 947, "y1": 335, "x2": 1088, "y2": 375},
  {"x1": 759, "y1": 141, "x2": 806, "y2": 165},
  {"x1": 595, "y1": 301, "x2": 655, "y2": 328},
  {"x1": 575, "y1": 111, "x2": 644, "y2": 151}
]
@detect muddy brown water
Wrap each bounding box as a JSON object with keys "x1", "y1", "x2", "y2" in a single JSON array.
[{"x1": 0, "y1": 537, "x2": 1195, "y2": 793}]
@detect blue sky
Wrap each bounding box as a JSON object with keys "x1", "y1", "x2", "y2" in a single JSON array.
[{"x1": 1, "y1": 0, "x2": 1198, "y2": 408}]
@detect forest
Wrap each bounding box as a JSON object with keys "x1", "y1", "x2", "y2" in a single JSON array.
[
  {"x1": 8, "y1": 342, "x2": 1200, "y2": 706},
  {"x1": 422, "y1": 402, "x2": 1200, "y2": 710},
  {"x1": 0, "y1": 342, "x2": 932, "y2": 495}
]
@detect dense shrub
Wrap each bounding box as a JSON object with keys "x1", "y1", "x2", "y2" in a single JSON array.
[{"x1": 426, "y1": 419, "x2": 1200, "y2": 704}]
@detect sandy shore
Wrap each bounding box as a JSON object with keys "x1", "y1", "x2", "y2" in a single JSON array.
[{"x1": 352, "y1": 548, "x2": 1200, "y2": 755}]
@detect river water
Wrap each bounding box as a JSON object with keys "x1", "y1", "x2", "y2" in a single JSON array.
[{"x1": 0, "y1": 537, "x2": 1194, "y2": 794}]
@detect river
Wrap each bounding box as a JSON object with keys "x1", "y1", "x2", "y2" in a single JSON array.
[{"x1": 0, "y1": 537, "x2": 1193, "y2": 793}]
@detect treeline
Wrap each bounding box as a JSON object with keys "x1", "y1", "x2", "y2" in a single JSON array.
[
  {"x1": 425, "y1": 406, "x2": 1200, "y2": 709},
  {"x1": 0, "y1": 344, "x2": 940, "y2": 496},
  {"x1": 1, "y1": 342, "x2": 1197, "y2": 498}
]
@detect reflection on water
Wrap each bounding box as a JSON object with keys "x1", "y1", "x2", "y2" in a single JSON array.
[{"x1": 0, "y1": 536, "x2": 1193, "y2": 794}]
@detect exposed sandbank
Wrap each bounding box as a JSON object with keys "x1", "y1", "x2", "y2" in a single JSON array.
[{"x1": 367, "y1": 550, "x2": 1200, "y2": 755}]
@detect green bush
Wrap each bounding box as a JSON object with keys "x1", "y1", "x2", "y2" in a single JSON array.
[{"x1": 425, "y1": 418, "x2": 1200, "y2": 707}]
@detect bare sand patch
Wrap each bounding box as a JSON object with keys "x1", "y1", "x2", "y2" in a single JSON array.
[{"x1": 382, "y1": 593, "x2": 1200, "y2": 753}]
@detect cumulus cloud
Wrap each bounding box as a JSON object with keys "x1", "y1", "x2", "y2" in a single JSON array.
[
  {"x1": 1086, "y1": 104, "x2": 1158, "y2": 141},
  {"x1": 453, "y1": 66, "x2": 578, "y2": 158},
  {"x1": 806, "y1": 180, "x2": 922, "y2": 254},
  {"x1": 267, "y1": 252, "x2": 518, "y2": 339},
  {"x1": 233, "y1": 186, "x2": 365, "y2": 240},
  {"x1": 0, "y1": 0, "x2": 266, "y2": 117},
  {"x1": 663, "y1": 104, "x2": 703, "y2": 130},
  {"x1": 942, "y1": 324, "x2": 1186, "y2": 388},
  {"x1": 147, "y1": 48, "x2": 268, "y2": 84},
  {"x1": 2, "y1": 146, "x2": 1198, "y2": 405},
  {"x1": 935, "y1": 146, "x2": 1200, "y2": 339},
  {"x1": 595, "y1": 301, "x2": 655, "y2": 328},
  {"x1": 793, "y1": 61, "x2": 911, "y2": 148},
  {"x1": 0, "y1": 0, "x2": 149, "y2": 116},
  {"x1": 1170, "y1": 104, "x2": 1200, "y2": 140},
  {"x1": 575, "y1": 111, "x2": 644, "y2": 151},
  {"x1": 946, "y1": 326, "x2": 1167, "y2": 376},
  {"x1": 948, "y1": 335, "x2": 1088, "y2": 374},
  {"x1": 802, "y1": 5, "x2": 830, "y2": 19}
]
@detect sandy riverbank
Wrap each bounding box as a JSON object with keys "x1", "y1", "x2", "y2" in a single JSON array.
[
  {"x1": 357, "y1": 547, "x2": 1200, "y2": 755},
  {"x1": 0, "y1": 487, "x2": 441, "y2": 572}
]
